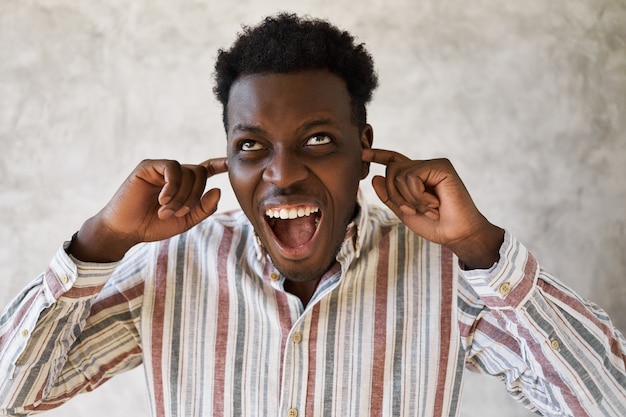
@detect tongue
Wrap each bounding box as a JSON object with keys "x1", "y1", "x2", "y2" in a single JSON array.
[{"x1": 272, "y1": 216, "x2": 317, "y2": 248}]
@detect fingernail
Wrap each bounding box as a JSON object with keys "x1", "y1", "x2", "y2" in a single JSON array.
[
  {"x1": 175, "y1": 206, "x2": 190, "y2": 217},
  {"x1": 158, "y1": 207, "x2": 174, "y2": 219},
  {"x1": 399, "y1": 204, "x2": 417, "y2": 215}
]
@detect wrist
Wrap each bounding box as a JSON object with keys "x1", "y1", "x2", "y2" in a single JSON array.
[
  {"x1": 450, "y1": 222, "x2": 505, "y2": 270},
  {"x1": 67, "y1": 216, "x2": 137, "y2": 263}
]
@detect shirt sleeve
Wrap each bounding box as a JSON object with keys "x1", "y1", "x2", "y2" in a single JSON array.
[
  {"x1": 0, "y1": 239, "x2": 147, "y2": 416},
  {"x1": 458, "y1": 231, "x2": 626, "y2": 417}
]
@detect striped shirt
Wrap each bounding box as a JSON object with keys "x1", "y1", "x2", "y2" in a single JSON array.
[{"x1": 1, "y1": 202, "x2": 625, "y2": 416}]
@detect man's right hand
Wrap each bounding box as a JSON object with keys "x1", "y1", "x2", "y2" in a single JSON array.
[{"x1": 68, "y1": 158, "x2": 228, "y2": 263}]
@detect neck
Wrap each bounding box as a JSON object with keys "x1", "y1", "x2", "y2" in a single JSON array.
[{"x1": 284, "y1": 278, "x2": 321, "y2": 307}]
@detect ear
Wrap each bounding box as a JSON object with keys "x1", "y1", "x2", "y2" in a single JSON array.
[{"x1": 360, "y1": 124, "x2": 374, "y2": 180}]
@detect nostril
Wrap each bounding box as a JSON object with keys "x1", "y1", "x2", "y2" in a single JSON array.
[{"x1": 262, "y1": 155, "x2": 309, "y2": 186}]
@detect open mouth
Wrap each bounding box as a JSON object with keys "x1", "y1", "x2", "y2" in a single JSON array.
[{"x1": 265, "y1": 205, "x2": 321, "y2": 249}]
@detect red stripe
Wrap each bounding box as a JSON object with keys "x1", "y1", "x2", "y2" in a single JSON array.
[
  {"x1": 82, "y1": 345, "x2": 143, "y2": 391},
  {"x1": 433, "y1": 247, "x2": 454, "y2": 416},
  {"x1": 506, "y1": 253, "x2": 538, "y2": 307},
  {"x1": 272, "y1": 265, "x2": 294, "y2": 391},
  {"x1": 24, "y1": 346, "x2": 142, "y2": 413},
  {"x1": 499, "y1": 309, "x2": 590, "y2": 416},
  {"x1": 305, "y1": 303, "x2": 321, "y2": 414},
  {"x1": 477, "y1": 253, "x2": 538, "y2": 310},
  {"x1": 212, "y1": 230, "x2": 234, "y2": 417},
  {"x1": 62, "y1": 285, "x2": 107, "y2": 299},
  {"x1": 369, "y1": 226, "x2": 390, "y2": 415},
  {"x1": 151, "y1": 241, "x2": 170, "y2": 417},
  {"x1": 0, "y1": 294, "x2": 36, "y2": 347},
  {"x1": 474, "y1": 315, "x2": 523, "y2": 358},
  {"x1": 538, "y1": 280, "x2": 626, "y2": 361},
  {"x1": 44, "y1": 269, "x2": 66, "y2": 299},
  {"x1": 90, "y1": 282, "x2": 145, "y2": 315}
]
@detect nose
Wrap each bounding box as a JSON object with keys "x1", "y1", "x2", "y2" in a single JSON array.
[{"x1": 262, "y1": 149, "x2": 309, "y2": 189}]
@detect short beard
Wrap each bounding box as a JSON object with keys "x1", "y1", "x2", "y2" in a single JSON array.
[{"x1": 273, "y1": 202, "x2": 360, "y2": 283}]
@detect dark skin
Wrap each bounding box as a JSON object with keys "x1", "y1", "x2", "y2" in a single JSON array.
[
  {"x1": 225, "y1": 71, "x2": 372, "y2": 304},
  {"x1": 68, "y1": 159, "x2": 228, "y2": 263},
  {"x1": 69, "y1": 69, "x2": 503, "y2": 306}
]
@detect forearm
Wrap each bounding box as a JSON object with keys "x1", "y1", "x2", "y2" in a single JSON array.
[
  {"x1": 67, "y1": 215, "x2": 138, "y2": 263},
  {"x1": 0, "y1": 242, "x2": 141, "y2": 415},
  {"x1": 449, "y1": 220, "x2": 505, "y2": 270},
  {"x1": 459, "y1": 232, "x2": 626, "y2": 416}
]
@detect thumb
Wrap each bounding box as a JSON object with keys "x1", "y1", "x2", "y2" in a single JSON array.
[
  {"x1": 371, "y1": 176, "x2": 402, "y2": 217},
  {"x1": 187, "y1": 188, "x2": 221, "y2": 225}
]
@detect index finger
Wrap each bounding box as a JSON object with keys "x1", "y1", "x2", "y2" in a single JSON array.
[
  {"x1": 200, "y1": 157, "x2": 229, "y2": 177},
  {"x1": 362, "y1": 148, "x2": 411, "y2": 166}
]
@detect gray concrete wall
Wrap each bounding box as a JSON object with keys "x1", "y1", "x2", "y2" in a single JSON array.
[{"x1": 1, "y1": 1, "x2": 625, "y2": 416}]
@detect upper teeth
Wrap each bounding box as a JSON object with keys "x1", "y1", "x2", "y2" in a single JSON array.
[{"x1": 265, "y1": 206, "x2": 319, "y2": 219}]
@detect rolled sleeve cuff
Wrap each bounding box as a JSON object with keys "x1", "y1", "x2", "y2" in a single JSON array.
[
  {"x1": 460, "y1": 230, "x2": 539, "y2": 310},
  {"x1": 44, "y1": 239, "x2": 120, "y2": 301}
]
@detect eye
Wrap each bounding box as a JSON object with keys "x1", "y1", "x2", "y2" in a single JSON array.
[
  {"x1": 239, "y1": 140, "x2": 265, "y2": 151},
  {"x1": 305, "y1": 134, "x2": 333, "y2": 146}
]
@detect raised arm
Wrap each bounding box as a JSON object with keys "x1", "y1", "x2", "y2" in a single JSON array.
[
  {"x1": 363, "y1": 148, "x2": 626, "y2": 415},
  {"x1": 0, "y1": 158, "x2": 228, "y2": 415},
  {"x1": 362, "y1": 148, "x2": 504, "y2": 269},
  {"x1": 69, "y1": 157, "x2": 228, "y2": 262}
]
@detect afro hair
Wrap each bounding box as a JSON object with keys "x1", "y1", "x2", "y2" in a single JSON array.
[{"x1": 213, "y1": 13, "x2": 378, "y2": 130}]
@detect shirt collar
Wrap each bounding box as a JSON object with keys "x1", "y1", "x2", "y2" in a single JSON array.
[{"x1": 336, "y1": 190, "x2": 370, "y2": 268}]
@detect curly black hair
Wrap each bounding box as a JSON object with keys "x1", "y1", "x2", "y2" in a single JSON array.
[{"x1": 213, "y1": 13, "x2": 378, "y2": 131}]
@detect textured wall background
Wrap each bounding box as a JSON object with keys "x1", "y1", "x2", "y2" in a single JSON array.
[{"x1": 1, "y1": 0, "x2": 625, "y2": 416}]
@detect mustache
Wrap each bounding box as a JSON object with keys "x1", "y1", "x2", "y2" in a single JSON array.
[{"x1": 264, "y1": 184, "x2": 315, "y2": 198}]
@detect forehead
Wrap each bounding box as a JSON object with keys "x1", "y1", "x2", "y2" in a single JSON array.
[{"x1": 226, "y1": 70, "x2": 353, "y2": 135}]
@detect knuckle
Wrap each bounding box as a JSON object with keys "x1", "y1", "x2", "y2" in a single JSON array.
[
  {"x1": 196, "y1": 164, "x2": 209, "y2": 177},
  {"x1": 167, "y1": 160, "x2": 182, "y2": 170},
  {"x1": 137, "y1": 158, "x2": 156, "y2": 170}
]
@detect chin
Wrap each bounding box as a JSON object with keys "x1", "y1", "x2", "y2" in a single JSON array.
[{"x1": 271, "y1": 257, "x2": 336, "y2": 283}]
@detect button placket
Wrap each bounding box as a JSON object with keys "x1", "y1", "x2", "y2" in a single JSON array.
[{"x1": 282, "y1": 320, "x2": 309, "y2": 417}]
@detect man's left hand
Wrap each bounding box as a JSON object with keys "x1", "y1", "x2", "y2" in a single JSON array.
[{"x1": 362, "y1": 148, "x2": 504, "y2": 269}]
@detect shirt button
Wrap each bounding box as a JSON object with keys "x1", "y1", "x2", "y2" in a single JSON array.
[
  {"x1": 21, "y1": 329, "x2": 29, "y2": 337},
  {"x1": 287, "y1": 408, "x2": 298, "y2": 417},
  {"x1": 292, "y1": 332, "x2": 302, "y2": 344},
  {"x1": 498, "y1": 282, "x2": 512, "y2": 296},
  {"x1": 550, "y1": 338, "x2": 561, "y2": 350},
  {"x1": 270, "y1": 272, "x2": 280, "y2": 281},
  {"x1": 62, "y1": 275, "x2": 70, "y2": 284}
]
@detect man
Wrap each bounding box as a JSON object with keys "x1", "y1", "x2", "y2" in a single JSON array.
[{"x1": 1, "y1": 13, "x2": 625, "y2": 417}]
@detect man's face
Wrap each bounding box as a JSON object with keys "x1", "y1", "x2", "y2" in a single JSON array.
[{"x1": 226, "y1": 70, "x2": 372, "y2": 285}]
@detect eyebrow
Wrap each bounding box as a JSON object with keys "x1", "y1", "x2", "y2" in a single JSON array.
[
  {"x1": 230, "y1": 124, "x2": 265, "y2": 135},
  {"x1": 230, "y1": 117, "x2": 340, "y2": 137},
  {"x1": 299, "y1": 118, "x2": 338, "y2": 132}
]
